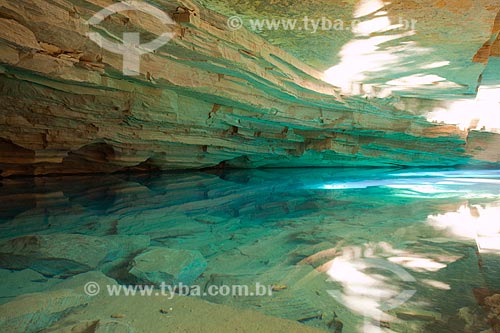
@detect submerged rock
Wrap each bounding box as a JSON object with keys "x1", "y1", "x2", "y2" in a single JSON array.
[
  {"x1": 129, "y1": 247, "x2": 207, "y2": 286},
  {"x1": 0, "y1": 271, "x2": 120, "y2": 333},
  {"x1": 0, "y1": 289, "x2": 90, "y2": 333},
  {"x1": 48, "y1": 271, "x2": 119, "y2": 294},
  {"x1": 0, "y1": 268, "x2": 62, "y2": 304},
  {"x1": 48, "y1": 319, "x2": 135, "y2": 333},
  {"x1": 0, "y1": 234, "x2": 150, "y2": 277},
  {"x1": 42, "y1": 285, "x2": 327, "y2": 333},
  {"x1": 94, "y1": 320, "x2": 134, "y2": 333}
]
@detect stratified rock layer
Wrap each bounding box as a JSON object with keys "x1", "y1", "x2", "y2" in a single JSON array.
[
  {"x1": 129, "y1": 247, "x2": 207, "y2": 286},
  {"x1": 0, "y1": 289, "x2": 91, "y2": 333},
  {"x1": 0, "y1": 0, "x2": 499, "y2": 176},
  {"x1": 0, "y1": 234, "x2": 150, "y2": 277},
  {"x1": 0, "y1": 268, "x2": 61, "y2": 304},
  {"x1": 1, "y1": 170, "x2": 499, "y2": 332}
]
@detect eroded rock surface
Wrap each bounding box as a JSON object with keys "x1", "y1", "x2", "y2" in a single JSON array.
[
  {"x1": 0, "y1": 268, "x2": 62, "y2": 304},
  {"x1": 0, "y1": 289, "x2": 91, "y2": 333},
  {"x1": 0, "y1": 170, "x2": 499, "y2": 332},
  {"x1": 129, "y1": 247, "x2": 207, "y2": 286},
  {"x1": 0, "y1": 0, "x2": 498, "y2": 176},
  {"x1": 0, "y1": 234, "x2": 150, "y2": 277}
]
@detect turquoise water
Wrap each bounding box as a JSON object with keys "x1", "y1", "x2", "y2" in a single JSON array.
[{"x1": 1, "y1": 168, "x2": 500, "y2": 332}]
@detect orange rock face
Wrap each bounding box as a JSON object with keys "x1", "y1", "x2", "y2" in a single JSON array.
[{"x1": 0, "y1": 0, "x2": 499, "y2": 176}]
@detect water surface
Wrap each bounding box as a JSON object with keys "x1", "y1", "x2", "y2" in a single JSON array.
[{"x1": 1, "y1": 168, "x2": 500, "y2": 332}]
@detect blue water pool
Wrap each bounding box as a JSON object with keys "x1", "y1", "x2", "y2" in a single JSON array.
[{"x1": 1, "y1": 168, "x2": 499, "y2": 332}]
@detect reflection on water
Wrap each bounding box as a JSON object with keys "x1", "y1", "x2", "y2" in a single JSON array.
[
  {"x1": 1, "y1": 168, "x2": 500, "y2": 332},
  {"x1": 428, "y1": 203, "x2": 500, "y2": 253}
]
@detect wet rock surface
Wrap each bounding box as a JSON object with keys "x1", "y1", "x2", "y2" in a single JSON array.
[
  {"x1": 0, "y1": 268, "x2": 62, "y2": 304},
  {"x1": 129, "y1": 247, "x2": 207, "y2": 286},
  {"x1": 0, "y1": 169, "x2": 499, "y2": 332},
  {"x1": 0, "y1": 234, "x2": 150, "y2": 277},
  {"x1": 0, "y1": 289, "x2": 91, "y2": 333}
]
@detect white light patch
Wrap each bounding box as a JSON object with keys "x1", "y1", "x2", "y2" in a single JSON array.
[
  {"x1": 354, "y1": 0, "x2": 385, "y2": 18},
  {"x1": 353, "y1": 17, "x2": 391, "y2": 36},
  {"x1": 421, "y1": 61, "x2": 450, "y2": 69}
]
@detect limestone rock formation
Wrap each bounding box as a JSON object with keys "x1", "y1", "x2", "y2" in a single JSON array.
[
  {"x1": 0, "y1": 234, "x2": 150, "y2": 277},
  {"x1": 0, "y1": 271, "x2": 119, "y2": 333},
  {"x1": 0, "y1": 289, "x2": 91, "y2": 333},
  {"x1": 42, "y1": 287, "x2": 327, "y2": 333},
  {"x1": 129, "y1": 247, "x2": 207, "y2": 286},
  {"x1": 44, "y1": 320, "x2": 136, "y2": 333},
  {"x1": 0, "y1": 170, "x2": 499, "y2": 331},
  {"x1": 0, "y1": 0, "x2": 499, "y2": 175},
  {"x1": 0, "y1": 267, "x2": 327, "y2": 333},
  {"x1": 0, "y1": 268, "x2": 62, "y2": 304}
]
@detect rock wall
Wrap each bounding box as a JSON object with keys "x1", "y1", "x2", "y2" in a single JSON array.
[{"x1": 0, "y1": 0, "x2": 499, "y2": 176}]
